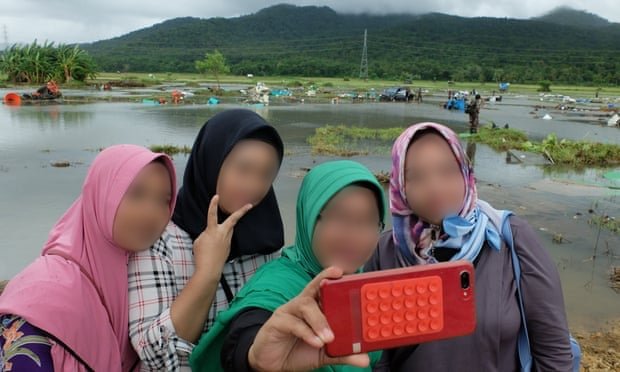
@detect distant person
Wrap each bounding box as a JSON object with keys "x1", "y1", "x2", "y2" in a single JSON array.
[{"x1": 468, "y1": 94, "x2": 483, "y2": 133}]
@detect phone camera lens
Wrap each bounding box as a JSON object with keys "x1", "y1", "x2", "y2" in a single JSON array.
[{"x1": 460, "y1": 272, "x2": 470, "y2": 289}]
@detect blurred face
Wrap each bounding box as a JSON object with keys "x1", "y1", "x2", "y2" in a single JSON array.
[
  {"x1": 404, "y1": 132, "x2": 465, "y2": 226},
  {"x1": 216, "y1": 139, "x2": 279, "y2": 214},
  {"x1": 113, "y1": 161, "x2": 173, "y2": 252},
  {"x1": 313, "y1": 186, "x2": 382, "y2": 274}
]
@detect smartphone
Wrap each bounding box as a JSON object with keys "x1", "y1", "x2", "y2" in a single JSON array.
[{"x1": 320, "y1": 260, "x2": 475, "y2": 357}]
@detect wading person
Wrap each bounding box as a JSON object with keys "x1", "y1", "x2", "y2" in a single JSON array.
[{"x1": 467, "y1": 94, "x2": 482, "y2": 133}]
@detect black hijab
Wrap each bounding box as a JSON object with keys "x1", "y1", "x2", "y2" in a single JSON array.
[{"x1": 172, "y1": 109, "x2": 284, "y2": 259}]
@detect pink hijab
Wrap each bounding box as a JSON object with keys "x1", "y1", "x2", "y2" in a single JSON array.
[{"x1": 0, "y1": 144, "x2": 176, "y2": 371}]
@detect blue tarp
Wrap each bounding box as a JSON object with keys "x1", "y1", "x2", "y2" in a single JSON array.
[
  {"x1": 499, "y1": 82, "x2": 510, "y2": 92},
  {"x1": 142, "y1": 98, "x2": 159, "y2": 105},
  {"x1": 445, "y1": 98, "x2": 466, "y2": 111},
  {"x1": 207, "y1": 97, "x2": 220, "y2": 105},
  {"x1": 575, "y1": 98, "x2": 591, "y2": 104},
  {"x1": 270, "y1": 89, "x2": 292, "y2": 97}
]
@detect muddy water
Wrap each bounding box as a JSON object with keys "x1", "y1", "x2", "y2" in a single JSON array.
[{"x1": 0, "y1": 96, "x2": 618, "y2": 331}]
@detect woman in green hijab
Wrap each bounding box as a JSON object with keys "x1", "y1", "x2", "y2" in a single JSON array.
[{"x1": 190, "y1": 160, "x2": 387, "y2": 371}]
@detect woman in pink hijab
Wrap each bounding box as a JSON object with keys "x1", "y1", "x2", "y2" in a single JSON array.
[{"x1": 0, "y1": 144, "x2": 176, "y2": 371}]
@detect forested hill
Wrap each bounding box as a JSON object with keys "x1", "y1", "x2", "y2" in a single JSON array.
[{"x1": 82, "y1": 4, "x2": 620, "y2": 84}]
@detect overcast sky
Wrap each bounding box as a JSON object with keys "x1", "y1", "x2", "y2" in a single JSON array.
[{"x1": 1, "y1": 1, "x2": 618, "y2": 44}]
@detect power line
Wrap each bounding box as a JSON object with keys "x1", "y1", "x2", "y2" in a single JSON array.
[{"x1": 359, "y1": 29, "x2": 368, "y2": 80}]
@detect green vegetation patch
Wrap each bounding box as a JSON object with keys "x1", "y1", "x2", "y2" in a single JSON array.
[
  {"x1": 149, "y1": 144, "x2": 192, "y2": 156},
  {"x1": 308, "y1": 125, "x2": 620, "y2": 167},
  {"x1": 307, "y1": 125, "x2": 404, "y2": 156},
  {"x1": 470, "y1": 127, "x2": 620, "y2": 167}
]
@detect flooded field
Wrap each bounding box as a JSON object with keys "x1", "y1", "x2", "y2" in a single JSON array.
[{"x1": 0, "y1": 92, "x2": 618, "y2": 333}]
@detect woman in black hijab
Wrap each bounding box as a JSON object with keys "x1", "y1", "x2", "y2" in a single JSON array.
[
  {"x1": 128, "y1": 109, "x2": 285, "y2": 371},
  {"x1": 173, "y1": 108, "x2": 284, "y2": 258}
]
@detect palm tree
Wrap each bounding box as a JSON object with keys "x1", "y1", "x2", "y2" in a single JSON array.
[
  {"x1": 55, "y1": 44, "x2": 97, "y2": 82},
  {"x1": 0, "y1": 45, "x2": 23, "y2": 82},
  {"x1": 0, "y1": 41, "x2": 96, "y2": 84}
]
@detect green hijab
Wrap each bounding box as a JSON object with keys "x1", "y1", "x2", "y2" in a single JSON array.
[{"x1": 190, "y1": 160, "x2": 387, "y2": 372}]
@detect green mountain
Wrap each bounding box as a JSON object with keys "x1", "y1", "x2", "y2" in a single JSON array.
[
  {"x1": 535, "y1": 6, "x2": 611, "y2": 28},
  {"x1": 83, "y1": 4, "x2": 620, "y2": 84}
]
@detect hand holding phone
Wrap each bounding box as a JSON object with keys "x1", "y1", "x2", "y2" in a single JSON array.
[{"x1": 319, "y1": 261, "x2": 476, "y2": 357}]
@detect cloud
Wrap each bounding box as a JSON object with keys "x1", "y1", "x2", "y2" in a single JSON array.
[{"x1": 0, "y1": 0, "x2": 618, "y2": 44}]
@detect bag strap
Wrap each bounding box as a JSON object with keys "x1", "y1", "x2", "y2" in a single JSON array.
[
  {"x1": 220, "y1": 275, "x2": 234, "y2": 304},
  {"x1": 501, "y1": 215, "x2": 533, "y2": 372}
]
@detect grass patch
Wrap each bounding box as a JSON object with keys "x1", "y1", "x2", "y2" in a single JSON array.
[
  {"x1": 611, "y1": 267, "x2": 620, "y2": 294},
  {"x1": 150, "y1": 144, "x2": 192, "y2": 156},
  {"x1": 467, "y1": 127, "x2": 529, "y2": 151},
  {"x1": 307, "y1": 125, "x2": 404, "y2": 156},
  {"x1": 308, "y1": 124, "x2": 620, "y2": 167},
  {"x1": 470, "y1": 127, "x2": 620, "y2": 167}
]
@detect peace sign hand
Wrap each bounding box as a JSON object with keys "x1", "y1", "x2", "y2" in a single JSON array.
[{"x1": 193, "y1": 195, "x2": 252, "y2": 276}]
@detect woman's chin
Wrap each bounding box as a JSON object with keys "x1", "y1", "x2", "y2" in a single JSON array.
[{"x1": 332, "y1": 262, "x2": 362, "y2": 276}]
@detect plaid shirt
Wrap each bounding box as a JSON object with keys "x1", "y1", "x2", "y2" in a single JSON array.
[{"x1": 128, "y1": 221, "x2": 279, "y2": 371}]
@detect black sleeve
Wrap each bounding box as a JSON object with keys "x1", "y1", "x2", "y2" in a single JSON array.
[{"x1": 221, "y1": 307, "x2": 273, "y2": 372}]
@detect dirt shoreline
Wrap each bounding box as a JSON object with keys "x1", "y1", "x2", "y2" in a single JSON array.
[{"x1": 574, "y1": 320, "x2": 620, "y2": 372}]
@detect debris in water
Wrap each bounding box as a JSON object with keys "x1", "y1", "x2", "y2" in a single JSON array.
[
  {"x1": 607, "y1": 113, "x2": 619, "y2": 127},
  {"x1": 506, "y1": 150, "x2": 553, "y2": 165},
  {"x1": 542, "y1": 114, "x2": 553, "y2": 120},
  {"x1": 589, "y1": 215, "x2": 620, "y2": 234},
  {"x1": 552, "y1": 233, "x2": 569, "y2": 244},
  {"x1": 375, "y1": 171, "x2": 390, "y2": 185},
  {"x1": 50, "y1": 161, "x2": 71, "y2": 168},
  {"x1": 604, "y1": 171, "x2": 620, "y2": 182}
]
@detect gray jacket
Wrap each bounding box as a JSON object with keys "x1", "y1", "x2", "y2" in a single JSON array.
[{"x1": 365, "y1": 216, "x2": 572, "y2": 372}]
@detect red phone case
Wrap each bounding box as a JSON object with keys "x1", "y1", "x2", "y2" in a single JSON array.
[{"x1": 320, "y1": 261, "x2": 475, "y2": 357}]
